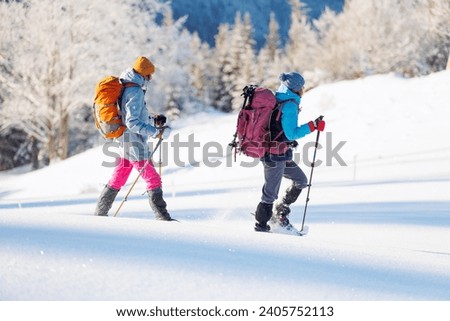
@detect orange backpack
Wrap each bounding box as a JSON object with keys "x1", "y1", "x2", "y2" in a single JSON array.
[{"x1": 93, "y1": 76, "x2": 139, "y2": 139}]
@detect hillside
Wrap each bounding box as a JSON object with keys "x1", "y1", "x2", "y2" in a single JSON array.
[
  {"x1": 1, "y1": 71, "x2": 450, "y2": 307},
  {"x1": 171, "y1": 0, "x2": 345, "y2": 48}
]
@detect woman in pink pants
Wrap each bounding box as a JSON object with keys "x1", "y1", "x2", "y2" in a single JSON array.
[{"x1": 94, "y1": 56, "x2": 174, "y2": 221}]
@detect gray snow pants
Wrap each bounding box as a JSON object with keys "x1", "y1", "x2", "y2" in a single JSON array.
[{"x1": 261, "y1": 159, "x2": 308, "y2": 204}]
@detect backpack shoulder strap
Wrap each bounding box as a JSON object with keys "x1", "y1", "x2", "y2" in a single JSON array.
[
  {"x1": 123, "y1": 82, "x2": 139, "y2": 88},
  {"x1": 270, "y1": 98, "x2": 298, "y2": 143},
  {"x1": 275, "y1": 98, "x2": 296, "y2": 109},
  {"x1": 273, "y1": 98, "x2": 296, "y2": 121},
  {"x1": 118, "y1": 82, "x2": 140, "y2": 109}
]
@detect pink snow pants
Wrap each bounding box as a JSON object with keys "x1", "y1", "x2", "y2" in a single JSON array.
[{"x1": 108, "y1": 158, "x2": 161, "y2": 191}]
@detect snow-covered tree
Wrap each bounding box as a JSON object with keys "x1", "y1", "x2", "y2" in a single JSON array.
[
  {"x1": 210, "y1": 14, "x2": 258, "y2": 112},
  {"x1": 0, "y1": 0, "x2": 179, "y2": 167},
  {"x1": 146, "y1": 7, "x2": 193, "y2": 120},
  {"x1": 189, "y1": 32, "x2": 215, "y2": 107},
  {"x1": 228, "y1": 12, "x2": 257, "y2": 111},
  {"x1": 240, "y1": 12, "x2": 258, "y2": 85},
  {"x1": 314, "y1": 0, "x2": 450, "y2": 79},
  {"x1": 0, "y1": 128, "x2": 31, "y2": 171},
  {"x1": 210, "y1": 23, "x2": 235, "y2": 112},
  {"x1": 258, "y1": 12, "x2": 284, "y2": 89},
  {"x1": 284, "y1": 0, "x2": 318, "y2": 73},
  {"x1": 421, "y1": 0, "x2": 450, "y2": 72},
  {"x1": 265, "y1": 12, "x2": 283, "y2": 63}
]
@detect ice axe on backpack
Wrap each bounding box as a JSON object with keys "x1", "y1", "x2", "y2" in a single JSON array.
[
  {"x1": 229, "y1": 85, "x2": 257, "y2": 161},
  {"x1": 300, "y1": 115, "x2": 324, "y2": 233}
]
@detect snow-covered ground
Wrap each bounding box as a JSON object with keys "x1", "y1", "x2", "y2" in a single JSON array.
[{"x1": 1, "y1": 72, "x2": 450, "y2": 305}]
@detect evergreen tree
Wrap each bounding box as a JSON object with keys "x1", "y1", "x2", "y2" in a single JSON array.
[
  {"x1": 285, "y1": 0, "x2": 318, "y2": 73},
  {"x1": 189, "y1": 32, "x2": 209, "y2": 105},
  {"x1": 258, "y1": 12, "x2": 284, "y2": 89},
  {"x1": 150, "y1": 7, "x2": 191, "y2": 120},
  {"x1": 229, "y1": 12, "x2": 257, "y2": 111},
  {"x1": 228, "y1": 13, "x2": 245, "y2": 111},
  {"x1": 266, "y1": 12, "x2": 282, "y2": 63},
  {"x1": 211, "y1": 23, "x2": 234, "y2": 112},
  {"x1": 314, "y1": 0, "x2": 450, "y2": 79}
]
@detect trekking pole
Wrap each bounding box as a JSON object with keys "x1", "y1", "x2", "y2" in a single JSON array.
[
  {"x1": 300, "y1": 115, "x2": 324, "y2": 233},
  {"x1": 154, "y1": 115, "x2": 166, "y2": 176},
  {"x1": 113, "y1": 136, "x2": 164, "y2": 217},
  {"x1": 158, "y1": 141, "x2": 162, "y2": 176}
]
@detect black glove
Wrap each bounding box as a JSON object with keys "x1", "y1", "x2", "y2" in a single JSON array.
[
  {"x1": 153, "y1": 114, "x2": 167, "y2": 126},
  {"x1": 148, "y1": 114, "x2": 167, "y2": 127}
]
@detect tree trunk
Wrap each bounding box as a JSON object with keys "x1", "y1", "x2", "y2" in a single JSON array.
[
  {"x1": 31, "y1": 136, "x2": 40, "y2": 170},
  {"x1": 45, "y1": 118, "x2": 55, "y2": 166},
  {"x1": 447, "y1": 50, "x2": 450, "y2": 70},
  {"x1": 59, "y1": 110, "x2": 69, "y2": 160}
]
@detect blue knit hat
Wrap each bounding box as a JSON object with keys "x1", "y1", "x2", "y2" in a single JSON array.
[{"x1": 279, "y1": 72, "x2": 305, "y2": 92}]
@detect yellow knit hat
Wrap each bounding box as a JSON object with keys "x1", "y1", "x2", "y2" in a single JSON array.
[{"x1": 133, "y1": 56, "x2": 155, "y2": 76}]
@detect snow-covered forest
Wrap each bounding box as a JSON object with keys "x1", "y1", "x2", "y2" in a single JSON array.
[{"x1": 0, "y1": 0, "x2": 449, "y2": 170}]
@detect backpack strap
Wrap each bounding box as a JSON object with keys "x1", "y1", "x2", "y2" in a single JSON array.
[
  {"x1": 270, "y1": 98, "x2": 297, "y2": 141},
  {"x1": 123, "y1": 82, "x2": 139, "y2": 88},
  {"x1": 118, "y1": 82, "x2": 140, "y2": 108}
]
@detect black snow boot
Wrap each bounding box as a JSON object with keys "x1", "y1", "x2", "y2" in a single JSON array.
[
  {"x1": 283, "y1": 184, "x2": 303, "y2": 205},
  {"x1": 254, "y1": 202, "x2": 273, "y2": 232},
  {"x1": 95, "y1": 185, "x2": 120, "y2": 216},
  {"x1": 273, "y1": 184, "x2": 303, "y2": 227},
  {"x1": 147, "y1": 188, "x2": 174, "y2": 221}
]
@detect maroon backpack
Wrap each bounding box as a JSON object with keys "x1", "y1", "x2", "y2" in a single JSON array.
[{"x1": 230, "y1": 85, "x2": 290, "y2": 160}]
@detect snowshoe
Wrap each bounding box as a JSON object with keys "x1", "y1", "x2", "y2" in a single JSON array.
[
  {"x1": 270, "y1": 211, "x2": 308, "y2": 236},
  {"x1": 254, "y1": 222, "x2": 271, "y2": 232}
]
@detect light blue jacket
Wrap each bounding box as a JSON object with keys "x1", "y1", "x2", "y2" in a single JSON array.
[
  {"x1": 117, "y1": 68, "x2": 157, "y2": 161},
  {"x1": 275, "y1": 84, "x2": 312, "y2": 141}
]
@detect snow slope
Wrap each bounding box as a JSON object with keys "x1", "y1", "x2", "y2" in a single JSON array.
[{"x1": 1, "y1": 71, "x2": 450, "y2": 302}]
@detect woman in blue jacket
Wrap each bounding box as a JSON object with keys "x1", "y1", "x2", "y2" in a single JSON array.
[{"x1": 254, "y1": 72, "x2": 325, "y2": 232}]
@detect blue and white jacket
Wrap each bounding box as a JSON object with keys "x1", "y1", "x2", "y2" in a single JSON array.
[{"x1": 117, "y1": 68, "x2": 157, "y2": 161}]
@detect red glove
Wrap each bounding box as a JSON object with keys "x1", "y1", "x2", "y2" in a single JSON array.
[
  {"x1": 316, "y1": 119, "x2": 325, "y2": 131},
  {"x1": 308, "y1": 118, "x2": 326, "y2": 132}
]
